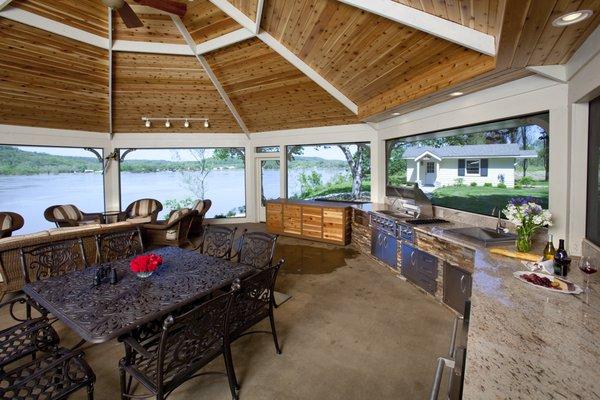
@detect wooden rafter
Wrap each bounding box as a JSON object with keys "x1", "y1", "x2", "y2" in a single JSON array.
[
  {"x1": 336, "y1": 0, "x2": 496, "y2": 56},
  {"x1": 170, "y1": 15, "x2": 250, "y2": 137},
  {"x1": 0, "y1": 0, "x2": 13, "y2": 12},
  {"x1": 254, "y1": 0, "x2": 265, "y2": 34}
]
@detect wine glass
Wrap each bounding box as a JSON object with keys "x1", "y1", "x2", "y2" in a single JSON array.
[{"x1": 579, "y1": 256, "x2": 597, "y2": 303}]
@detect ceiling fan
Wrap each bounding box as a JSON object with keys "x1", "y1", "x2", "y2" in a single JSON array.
[{"x1": 102, "y1": 0, "x2": 187, "y2": 28}]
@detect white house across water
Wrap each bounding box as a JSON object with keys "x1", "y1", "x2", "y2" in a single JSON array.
[{"x1": 403, "y1": 144, "x2": 538, "y2": 188}]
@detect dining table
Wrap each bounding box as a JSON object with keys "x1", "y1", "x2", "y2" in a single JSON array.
[{"x1": 22, "y1": 247, "x2": 255, "y2": 344}]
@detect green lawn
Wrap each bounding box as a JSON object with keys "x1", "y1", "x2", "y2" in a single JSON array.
[{"x1": 431, "y1": 183, "x2": 549, "y2": 215}]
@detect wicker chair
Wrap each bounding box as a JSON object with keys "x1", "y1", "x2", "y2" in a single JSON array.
[
  {"x1": 226, "y1": 260, "x2": 285, "y2": 391},
  {"x1": 188, "y1": 199, "x2": 212, "y2": 245},
  {"x1": 0, "y1": 295, "x2": 59, "y2": 372},
  {"x1": 118, "y1": 290, "x2": 238, "y2": 400},
  {"x1": 200, "y1": 225, "x2": 237, "y2": 259},
  {"x1": 143, "y1": 208, "x2": 197, "y2": 248},
  {"x1": 44, "y1": 205, "x2": 102, "y2": 228},
  {"x1": 119, "y1": 199, "x2": 163, "y2": 224},
  {"x1": 0, "y1": 212, "x2": 24, "y2": 239},
  {"x1": 233, "y1": 231, "x2": 278, "y2": 269},
  {"x1": 95, "y1": 228, "x2": 144, "y2": 263}
]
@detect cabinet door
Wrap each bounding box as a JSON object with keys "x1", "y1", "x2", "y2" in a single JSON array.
[
  {"x1": 283, "y1": 205, "x2": 302, "y2": 235},
  {"x1": 381, "y1": 234, "x2": 397, "y2": 268},
  {"x1": 443, "y1": 264, "x2": 472, "y2": 315},
  {"x1": 418, "y1": 251, "x2": 438, "y2": 280},
  {"x1": 302, "y1": 206, "x2": 323, "y2": 238},
  {"x1": 266, "y1": 203, "x2": 283, "y2": 232},
  {"x1": 323, "y1": 208, "x2": 344, "y2": 242},
  {"x1": 401, "y1": 244, "x2": 417, "y2": 278}
]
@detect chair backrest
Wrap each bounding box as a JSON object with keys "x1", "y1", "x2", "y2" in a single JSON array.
[
  {"x1": 20, "y1": 238, "x2": 87, "y2": 283},
  {"x1": 236, "y1": 232, "x2": 278, "y2": 269},
  {"x1": 0, "y1": 212, "x2": 24, "y2": 239},
  {"x1": 126, "y1": 199, "x2": 163, "y2": 222},
  {"x1": 201, "y1": 225, "x2": 237, "y2": 259},
  {"x1": 227, "y1": 259, "x2": 284, "y2": 337},
  {"x1": 189, "y1": 200, "x2": 212, "y2": 238},
  {"x1": 44, "y1": 205, "x2": 83, "y2": 227},
  {"x1": 96, "y1": 228, "x2": 144, "y2": 263},
  {"x1": 156, "y1": 290, "x2": 231, "y2": 391}
]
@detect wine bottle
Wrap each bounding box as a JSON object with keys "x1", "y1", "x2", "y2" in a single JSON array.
[
  {"x1": 543, "y1": 234, "x2": 556, "y2": 261},
  {"x1": 553, "y1": 239, "x2": 569, "y2": 276}
]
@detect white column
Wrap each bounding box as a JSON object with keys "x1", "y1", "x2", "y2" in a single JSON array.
[
  {"x1": 371, "y1": 136, "x2": 386, "y2": 203},
  {"x1": 548, "y1": 105, "x2": 570, "y2": 249},
  {"x1": 103, "y1": 146, "x2": 120, "y2": 212},
  {"x1": 244, "y1": 143, "x2": 257, "y2": 222},
  {"x1": 568, "y1": 102, "x2": 589, "y2": 255},
  {"x1": 415, "y1": 161, "x2": 421, "y2": 186}
]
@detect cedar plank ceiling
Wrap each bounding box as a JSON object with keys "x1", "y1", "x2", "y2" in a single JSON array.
[
  {"x1": 227, "y1": 0, "x2": 259, "y2": 20},
  {"x1": 182, "y1": 0, "x2": 241, "y2": 44},
  {"x1": 261, "y1": 0, "x2": 496, "y2": 119},
  {"x1": 204, "y1": 38, "x2": 359, "y2": 132},
  {"x1": 112, "y1": 52, "x2": 241, "y2": 133},
  {"x1": 113, "y1": 9, "x2": 185, "y2": 44},
  {"x1": 0, "y1": 19, "x2": 109, "y2": 132},
  {"x1": 11, "y1": 0, "x2": 108, "y2": 37}
]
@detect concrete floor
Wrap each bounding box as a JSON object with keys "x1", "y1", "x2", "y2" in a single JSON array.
[{"x1": 2, "y1": 224, "x2": 455, "y2": 399}]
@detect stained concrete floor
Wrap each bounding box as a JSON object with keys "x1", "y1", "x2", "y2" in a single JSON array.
[{"x1": 2, "y1": 224, "x2": 455, "y2": 399}]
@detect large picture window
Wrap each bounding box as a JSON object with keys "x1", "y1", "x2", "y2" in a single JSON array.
[
  {"x1": 0, "y1": 145, "x2": 104, "y2": 233},
  {"x1": 286, "y1": 143, "x2": 370, "y2": 202},
  {"x1": 386, "y1": 113, "x2": 550, "y2": 216},
  {"x1": 119, "y1": 148, "x2": 246, "y2": 219}
]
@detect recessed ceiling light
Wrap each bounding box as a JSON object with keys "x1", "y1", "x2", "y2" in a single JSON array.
[
  {"x1": 450, "y1": 91, "x2": 464, "y2": 97},
  {"x1": 204, "y1": 119, "x2": 210, "y2": 128},
  {"x1": 184, "y1": 119, "x2": 190, "y2": 128},
  {"x1": 145, "y1": 120, "x2": 151, "y2": 128},
  {"x1": 552, "y1": 10, "x2": 593, "y2": 26},
  {"x1": 392, "y1": 112, "x2": 401, "y2": 116},
  {"x1": 165, "y1": 120, "x2": 171, "y2": 128}
]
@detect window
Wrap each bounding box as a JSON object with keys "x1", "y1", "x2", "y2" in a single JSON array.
[
  {"x1": 286, "y1": 143, "x2": 370, "y2": 202},
  {"x1": 256, "y1": 146, "x2": 280, "y2": 153},
  {"x1": 0, "y1": 145, "x2": 104, "y2": 233},
  {"x1": 587, "y1": 95, "x2": 600, "y2": 246},
  {"x1": 466, "y1": 159, "x2": 480, "y2": 175},
  {"x1": 386, "y1": 113, "x2": 550, "y2": 216},
  {"x1": 119, "y1": 148, "x2": 246, "y2": 219}
]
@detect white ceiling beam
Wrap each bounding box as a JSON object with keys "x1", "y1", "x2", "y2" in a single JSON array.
[
  {"x1": 0, "y1": 0, "x2": 13, "y2": 12},
  {"x1": 258, "y1": 32, "x2": 359, "y2": 114},
  {"x1": 254, "y1": 0, "x2": 265, "y2": 34},
  {"x1": 526, "y1": 65, "x2": 568, "y2": 83},
  {"x1": 112, "y1": 40, "x2": 194, "y2": 55},
  {"x1": 336, "y1": 0, "x2": 496, "y2": 56},
  {"x1": 171, "y1": 15, "x2": 251, "y2": 137},
  {"x1": 0, "y1": 8, "x2": 109, "y2": 48},
  {"x1": 196, "y1": 28, "x2": 254, "y2": 55},
  {"x1": 209, "y1": 0, "x2": 255, "y2": 31}
]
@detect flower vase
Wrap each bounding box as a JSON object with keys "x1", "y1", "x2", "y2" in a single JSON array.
[
  {"x1": 516, "y1": 230, "x2": 533, "y2": 253},
  {"x1": 136, "y1": 271, "x2": 154, "y2": 279}
]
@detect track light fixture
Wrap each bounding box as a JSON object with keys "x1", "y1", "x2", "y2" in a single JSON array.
[{"x1": 141, "y1": 117, "x2": 209, "y2": 129}]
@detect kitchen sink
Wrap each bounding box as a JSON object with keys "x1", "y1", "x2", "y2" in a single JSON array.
[{"x1": 444, "y1": 227, "x2": 516, "y2": 246}]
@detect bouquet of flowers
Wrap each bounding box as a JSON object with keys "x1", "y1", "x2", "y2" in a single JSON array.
[
  {"x1": 130, "y1": 254, "x2": 163, "y2": 278},
  {"x1": 503, "y1": 197, "x2": 552, "y2": 252}
]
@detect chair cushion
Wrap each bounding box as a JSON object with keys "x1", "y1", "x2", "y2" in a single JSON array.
[
  {"x1": 167, "y1": 208, "x2": 190, "y2": 224},
  {"x1": 131, "y1": 199, "x2": 157, "y2": 218},
  {"x1": 0, "y1": 214, "x2": 12, "y2": 231},
  {"x1": 127, "y1": 216, "x2": 152, "y2": 224},
  {"x1": 52, "y1": 204, "x2": 83, "y2": 221},
  {"x1": 192, "y1": 200, "x2": 204, "y2": 213}
]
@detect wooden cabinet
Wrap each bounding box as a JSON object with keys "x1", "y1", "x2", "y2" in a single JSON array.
[{"x1": 266, "y1": 201, "x2": 351, "y2": 245}]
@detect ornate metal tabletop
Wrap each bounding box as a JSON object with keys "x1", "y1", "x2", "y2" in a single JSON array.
[{"x1": 23, "y1": 247, "x2": 254, "y2": 343}]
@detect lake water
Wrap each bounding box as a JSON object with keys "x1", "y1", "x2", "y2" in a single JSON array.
[{"x1": 0, "y1": 168, "x2": 347, "y2": 234}]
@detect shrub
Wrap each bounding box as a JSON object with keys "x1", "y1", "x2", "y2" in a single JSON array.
[
  {"x1": 514, "y1": 184, "x2": 523, "y2": 189},
  {"x1": 454, "y1": 178, "x2": 465, "y2": 187},
  {"x1": 483, "y1": 182, "x2": 492, "y2": 187},
  {"x1": 497, "y1": 183, "x2": 507, "y2": 189},
  {"x1": 470, "y1": 182, "x2": 477, "y2": 187},
  {"x1": 517, "y1": 176, "x2": 536, "y2": 187}
]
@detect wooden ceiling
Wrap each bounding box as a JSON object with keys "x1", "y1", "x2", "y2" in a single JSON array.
[
  {"x1": 1, "y1": 0, "x2": 600, "y2": 131},
  {"x1": 113, "y1": 52, "x2": 241, "y2": 133},
  {"x1": 0, "y1": 19, "x2": 109, "y2": 132},
  {"x1": 205, "y1": 38, "x2": 359, "y2": 132}
]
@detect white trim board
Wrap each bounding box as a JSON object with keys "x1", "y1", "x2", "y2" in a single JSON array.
[
  {"x1": 112, "y1": 40, "x2": 194, "y2": 55},
  {"x1": 196, "y1": 28, "x2": 254, "y2": 55},
  {"x1": 336, "y1": 0, "x2": 496, "y2": 56}
]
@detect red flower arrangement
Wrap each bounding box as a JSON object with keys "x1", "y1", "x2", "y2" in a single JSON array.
[{"x1": 130, "y1": 254, "x2": 163, "y2": 274}]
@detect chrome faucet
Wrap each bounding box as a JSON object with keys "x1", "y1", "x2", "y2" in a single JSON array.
[{"x1": 492, "y1": 207, "x2": 507, "y2": 234}]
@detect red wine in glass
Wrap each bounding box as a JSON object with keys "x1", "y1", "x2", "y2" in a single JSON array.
[{"x1": 580, "y1": 265, "x2": 598, "y2": 274}]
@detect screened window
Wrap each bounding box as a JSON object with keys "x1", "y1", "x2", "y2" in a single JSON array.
[
  {"x1": 256, "y1": 146, "x2": 280, "y2": 153},
  {"x1": 466, "y1": 159, "x2": 480, "y2": 175},
  {"x1": 0, "y1": 145, "x2": 104, "y2": 233},
  {"x1": 386, "y1": 113, "x2": 550, "y2": 216},
  {"x1": 286, "y1": 143, "x2": 370, "y2": 202},
  {"x1": 119, "y1": 148, "x2": 245, "y2": 219}
]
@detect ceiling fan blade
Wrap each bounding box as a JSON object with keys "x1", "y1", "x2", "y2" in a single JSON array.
[
  {"x1": 134, "y1": 0, "x2": 187, "y2": 17},
  {"x1": 118, "y1": 2, "x2": 144, "y2": 28}
]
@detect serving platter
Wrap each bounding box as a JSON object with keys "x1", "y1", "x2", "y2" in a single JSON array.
[{"x1": 513, "y1": 271, "x2": 583, "y2": 295}]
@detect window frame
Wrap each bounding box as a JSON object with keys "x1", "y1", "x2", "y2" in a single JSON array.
[
  {"x1": 465, "y1": 159, "x2": 481, "y2": 176},
  {"x1": 426, "y1": 161, "x2": 435, "y2": 174}
]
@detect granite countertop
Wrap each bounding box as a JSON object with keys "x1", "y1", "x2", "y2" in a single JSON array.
[
  {"x1": 410, "y1": 221, "x2": 599, "y2": 398},
  {"x1": 358, "y1": 209, "x2": 599, "y2": 398},
  {"x1": 267, "y1": 198, "x2": 361, "y2": 208}
]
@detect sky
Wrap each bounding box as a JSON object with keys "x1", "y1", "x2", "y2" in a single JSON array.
[{"x1": 15, "y1": 144, "x2": 353, "y2": 161}]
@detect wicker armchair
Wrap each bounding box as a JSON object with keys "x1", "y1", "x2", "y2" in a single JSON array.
[
  {"x1": 0, "y1": 212, "x2": 24, "y2": 239},
  {"x1": 119, "y1": 199, "x2": 163, "y2": 224},
  {"x1": 44, "y1": 205, "x2": 102, "y2": 228},
  {"x1": 143, "y1": 208, "x2": 197, "y2": 248},
  {"x1": 188, "y1": 199, "x2": 212, "y2": 244}
]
